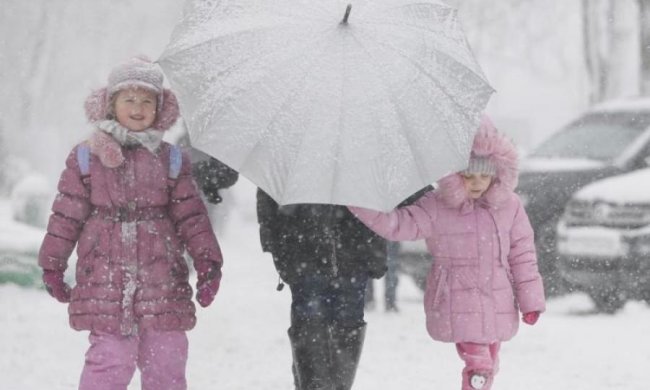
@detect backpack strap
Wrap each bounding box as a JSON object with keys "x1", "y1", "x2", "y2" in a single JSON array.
[
  {"x1": 168, "y1": 144, "x2": 182, "y2": 180},
  {"x1": 76, "y1": 144, "x2": 91, "y2": 188},
  {"x1": 77, "y1": 143, "x2": 182, "y2": 187}
]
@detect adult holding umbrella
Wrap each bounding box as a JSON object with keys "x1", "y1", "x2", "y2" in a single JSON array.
[
  {"x1": 159, "y1": 0, "x2": 493, "y2": 388},
  {"x1": 257, "y1": 190, "x2": 386, "y2": 389}
]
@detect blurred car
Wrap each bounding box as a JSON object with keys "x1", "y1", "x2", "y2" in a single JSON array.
[
  {"x1": 557, "y1": 168, "x2": 650, "y2": 313},
  {"x1": 517, "y1": 97, "x2": 650, "y2": 296}
]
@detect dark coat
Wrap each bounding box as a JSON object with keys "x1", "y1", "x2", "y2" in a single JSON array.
[
  {"x1": 192, "y1": 157, "x2": 239, "y2": 204},
  {"x1": 256, "y1": 189, "x2": 387, "y2": 284}
]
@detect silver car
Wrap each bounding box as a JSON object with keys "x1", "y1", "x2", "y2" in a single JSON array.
[{"x1": 557, "y1": 168, "x2": 650, "y2": 313}]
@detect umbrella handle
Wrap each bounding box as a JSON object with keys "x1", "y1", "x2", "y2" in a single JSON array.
[{"x1": 341, "y1": 4, "x2": 352, "y2": 25}]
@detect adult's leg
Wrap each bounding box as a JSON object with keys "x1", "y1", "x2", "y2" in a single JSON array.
[
  {"x1": 329, "y1": 274, "x2": 369, "y2": 390},
  {"x1": 289, "y1": 275, "x2": 335, "y2": 390},
  {"x1": 455, "y1": 342, "x2": 497, "y2": 390},
  {"x1": 138, "y1": 330, "x2": 188, "y2": 390},
  {"x1": 78, "y1": 332, "x2": 138, "y2": 390}
]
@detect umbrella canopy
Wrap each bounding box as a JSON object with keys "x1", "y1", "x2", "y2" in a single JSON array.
[{"x1": 158, "y1": 0, "x2": 494, "y2": 211}]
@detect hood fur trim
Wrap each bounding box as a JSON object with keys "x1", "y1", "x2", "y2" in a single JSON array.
[
  {"x1": 438, "y1": 115, "x2": 519, "y2": 209},
  {"x1": 89, "y1": 131, "x2": 124, "y2": 168},
  {"x1": 83, "y1": 87, "x2": 180, "y2": 131}
]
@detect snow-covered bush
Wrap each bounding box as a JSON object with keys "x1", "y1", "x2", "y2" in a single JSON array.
[
  {"x1": 0, "y1": 155, "x2": 32, "y2": 196},
  {"x1": 10, "y1": 172, "x2": 52, "y2": 228}
]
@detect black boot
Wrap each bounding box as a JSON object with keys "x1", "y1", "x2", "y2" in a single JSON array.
[
  {"x1": 329, "y1": 323, "x2": 366, "y2": 390},
  {"x1": 288, "y1": 326, "x2": 335, "y2": 390}
]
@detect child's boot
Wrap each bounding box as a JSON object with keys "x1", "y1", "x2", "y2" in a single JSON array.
[
  {"x1": 462, "y1": 368, "x2": 493, "y2": 390},
  {"x1": 456, "y1": 342, "x2": 498, "y2": 390}
]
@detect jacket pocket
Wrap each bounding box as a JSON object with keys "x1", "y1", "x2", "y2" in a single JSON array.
[
  {"x1": 149, "y1": 222, "x2": 183, "y2": 262},
  {"x1": 75, "y1": 226, "x2": 107, "y2": 284},
  {"x1": 77, "y1": 224, "x2": 101, "y2": 259},
  {"x1": 425, "y1": 266, "x2": 449, "y2": 310}
]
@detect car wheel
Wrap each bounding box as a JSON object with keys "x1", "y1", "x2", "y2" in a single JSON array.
[{"x1": 589, "y1": 290, "x2": 626, "y2": 314}]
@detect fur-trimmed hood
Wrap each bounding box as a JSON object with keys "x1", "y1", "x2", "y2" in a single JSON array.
[
  {"x1": 84, "y1": 87, "x2": 179, "y2": 131},
  {"x1": 437, "y1": 115, "x2": 519, "y2": 210}
]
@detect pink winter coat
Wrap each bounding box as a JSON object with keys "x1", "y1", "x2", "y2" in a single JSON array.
[
  {"x1": 350, "y1": 119, "x2": 545, "y2": 344},
  {"x1": 38, "y1": 89, "x2": 223, "y2": 336}
]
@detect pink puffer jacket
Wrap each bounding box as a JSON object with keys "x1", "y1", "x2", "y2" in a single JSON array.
[
  {"x1": 38, "y1": 142, "x2": 223, "y2": 335},
  {"x1": 350, "y1": 118, "x2": 545, "y2": 343}
]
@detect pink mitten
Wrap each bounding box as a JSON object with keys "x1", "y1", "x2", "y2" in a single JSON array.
[
  {"x1": 522, "y1": 311, "x2": 540, "y2": 325},
  {"x1": 42, "y1": 270, "x2": 71, "y2": 303},
  {"x1": 195, "y1": 261, "x2": 222, "y2": 308}
]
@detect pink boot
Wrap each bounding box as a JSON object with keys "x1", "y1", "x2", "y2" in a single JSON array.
[{"x1": 456, "y1": 342, "x2": 501, "y2": 390}]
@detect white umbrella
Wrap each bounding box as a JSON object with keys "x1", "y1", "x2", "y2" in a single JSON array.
[{"x1": 158, "y1": 0, "x2": 494, "y2": 211}]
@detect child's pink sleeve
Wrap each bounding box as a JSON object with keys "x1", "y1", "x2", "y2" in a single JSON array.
[
  {"x1": 39, "y1": 146, "x2": 92, "y2": 272},
  {"x1": 347, "y1": 193, "x2": 436, "y2": 241}
]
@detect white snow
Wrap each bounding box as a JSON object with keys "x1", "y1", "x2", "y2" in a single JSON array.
[
  {"x1": 574, "y1": 167, "x2": 650, "y2": 204},
  {"x1": 0, "y1": 197, "x2": 45, "y2": 254},
  {"x1": 1, "y1": 181, "x2": 649, "y2": 390},
  {"x1": 592, "y1": 97, "x2": 650, "y2": 113},
  {"x1": 520, "y1": 157, "x2": 604, "y2": 173}
]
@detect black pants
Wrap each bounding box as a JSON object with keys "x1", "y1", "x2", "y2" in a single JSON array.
[{"x1": 289, "y1": 272, "x2": 368, "y2": 328}]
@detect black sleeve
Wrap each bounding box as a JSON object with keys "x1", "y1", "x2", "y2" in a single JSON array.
[
  {"x1": 192, "y1": 157, "x2": 239, "y2": 204},
  {"x1": 400, "y1": 184, "x2": 434, "y2": 206},
  {"x1": 256, "y1": 188, "x2": 279, "y2": 253}
]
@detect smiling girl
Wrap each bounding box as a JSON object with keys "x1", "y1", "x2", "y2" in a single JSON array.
[{"x1": 38, "y1": 56, "x2": 223, "y2": 390}]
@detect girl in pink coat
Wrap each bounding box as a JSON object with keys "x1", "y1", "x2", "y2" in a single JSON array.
[
  {"x1": 38, "y1": 56, "x2": 223, "y2": 390},
  {"x1": 349, "y1": 117, "x2": 545, "y2": 390}
]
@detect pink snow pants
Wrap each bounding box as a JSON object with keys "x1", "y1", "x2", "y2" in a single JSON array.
[
  {"x1": 78, "y1": 330, "x2": 188, "y2": 390},
  {"x1": 455, "y1": 342, "x2": 501, "y2": 390}
]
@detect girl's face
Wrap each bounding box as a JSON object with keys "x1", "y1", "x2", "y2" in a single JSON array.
[
  {"x1": 461, "y1": 172, "x2": 493, "y2": 199},
  {"x1": 113, "y1": 88, "x2": 157, "y2": 131}
]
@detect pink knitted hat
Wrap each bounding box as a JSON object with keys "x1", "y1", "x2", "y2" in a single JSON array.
[
  {"x1": 438, "y1": 115, "x2": 519, "y2": 208},
  {"x1": 463, "y1": 155, "x2": 497, "y2": 176},
  {"x1": 107, "y1": 56, "x2": 164, "y2": 95},
  {"x1": 84, "y1": 55, "x2": 179, "y2": 131}
]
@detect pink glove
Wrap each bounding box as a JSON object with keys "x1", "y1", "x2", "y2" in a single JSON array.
[
  {"x1": 195, "y1": 261, "x2": 222, "y2": 308},
  {"x1": 522, "y1": 311, "x2": 540, "y2": 325},
  {"x1": 42, "y1": 270, "x2": 71, "y2": 303}
]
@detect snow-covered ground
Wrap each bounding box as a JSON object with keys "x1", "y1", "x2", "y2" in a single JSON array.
[{"x1": 0, "y1": 183, "x2": 649, "y2": 390}]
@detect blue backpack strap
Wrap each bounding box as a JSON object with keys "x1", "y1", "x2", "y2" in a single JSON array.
[
  {"x1": 169, "y1": 144, "x2": 182, "y2": 180},
  {"x1": 76, "y1": 144, "x2": 91, "y2": 177}
]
